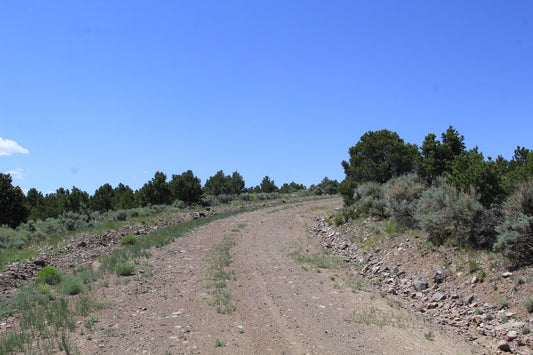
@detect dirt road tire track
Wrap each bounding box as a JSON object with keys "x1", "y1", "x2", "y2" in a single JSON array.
[{"x1": 76, "y1": 198, "x2": 477, "y2": 354}]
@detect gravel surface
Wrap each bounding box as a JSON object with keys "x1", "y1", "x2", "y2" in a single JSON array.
[{"x1": 73, "y1": 197, "x2": 478, "y2": 354}]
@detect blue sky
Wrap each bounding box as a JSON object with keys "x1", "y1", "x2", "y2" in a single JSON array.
[{"x1": 1, "y1": 1, "x2": 532, "y2": 195}]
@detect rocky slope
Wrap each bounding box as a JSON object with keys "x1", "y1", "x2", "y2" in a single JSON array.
[{"x1": 313, "y1": 216, "x2": 533, "y2": 354}]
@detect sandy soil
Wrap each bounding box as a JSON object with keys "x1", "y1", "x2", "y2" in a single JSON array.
[{"x1": 75, "y1": 197, "x2": 478, "y2": 354}]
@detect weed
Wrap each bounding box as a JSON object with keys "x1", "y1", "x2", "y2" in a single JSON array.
[
  {"x1": 425, "y1": 332, "x2": 434, "y2": 341},
  {"x1": 121, "y1": 235, "x2": 138, "y2": 245},
  {"x1": 37, "y1": 266, "x2": 62, "y2": 285},
  {"x1": 59, "y1": 276, "x2": 83, "y2": 295},
  {"x1": 498, "y1": 297, "x2": 509, "y2": 310},
  {"x1": 524, "y1": 296, "x2": 533, "y2": 313},
  {"x1": 85, "y1": 314, "x2": 98, "y2": 331},
  {"x1": 215, "y1": 338, "x2": 226, "y2": 347},
  {"x1": 115, "y1": 262, "x2": 135, "y2": 276},
  {"x1": 468, "y1": 259, "x2": 480, "y2": 273}
]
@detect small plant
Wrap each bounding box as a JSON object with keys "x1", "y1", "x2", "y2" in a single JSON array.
[
  {"x1": 37, "y1": 266, "x2": 62, "y2": 285},
  {"x1": 115, "y1": 262, "x2": 135, "y2": 276},
  {"x1": 59, "y1": 276, "x2": 83, "y2": 295},
  {"x1": 475, "y1": 308, "x2": 483, "y2": 315},
  {"x1": 498, "y1": 297, "x2": 509, "y2": 310},
  {"x1": 424, "y1": 331, "x2": 434, "y2": 341},
  {"x1": 524, "y1": 296, "x2": 533, "y2": 313},
  {"x1": 238, "y1": 328, "x2": 244, "y2": 334},
  {"x1": 121, "y1": 235, "x2": 138, "y2": 245},
  {"x1": 85, "y1": 314, "x2": 98, "y2": 331},
  {"x1": 214, "y1": 338, "x2": 226, "y2": 347},
  {"x1": 486, "y1": 314, "x2": 494, "y2": 321},
  {"x1": 522, "y1": 326, "x2": 531, "y2": 335},
  {"x1": 468, "y1": 259, "x2": 480, "y2": 273}
]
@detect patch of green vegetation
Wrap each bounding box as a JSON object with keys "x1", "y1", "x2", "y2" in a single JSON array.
[
  {"x1": 347, "y1": 306, "x2": 413, "y2": 329},
  {"x1": 289, "y1": 247, "x2": 342, "y2": 269},
  {"x1": 37, "y1": 266, "x2": 62, "y2": 285},
  {"x1": 114, "y1": 262, "x2": 135, "y2": 276},
  {"x1": 59, "y1": 275, "x2": 83, "y2": 295},
  {"x1": 121, "y1": 235, "x2": 138, "y2": 245},
  {"x1": 524, "y1": 296, "x2": 533, "y2": 313},
  {"x1": 204, "y1": 236, "x2": 236, "y2": 314}
]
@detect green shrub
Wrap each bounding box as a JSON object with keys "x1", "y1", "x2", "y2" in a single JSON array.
[
  {"x1": 351, "y1": 182, "x2": 386, "y2": 218},
  {"x1": 114, "y1": 210, "x2": 128, "y2": 221},
  {"x1": 384, "y1": 176, "x2": 426, "y2": 228},
  {"x1": 524, "y1": 296, "x2": 533, "y2": 313},
  {"x1": 415, "y1": 183, "x2": 483, "y2": 245},
  {"x1": 37, "y1": 266, "x2": 62, "y2": 285},
  {"x1": 494, "y1": 180, "x2": 533, "y2": 266},
  {"x1": 59, "y1": 276, "x2": 83, "y2": 295},
  {"x1": 115, "y1": 262, "x2": 135, "y2": 276},
  {"x1": 200, "y1": 195, "x2": 220, "y2": 207},
  {"x1": 471, "y1": 206, "x2": 504, "y2": 248},
  {"x1": 121, "y1": 235, "x2": 138, "y2": 245}
]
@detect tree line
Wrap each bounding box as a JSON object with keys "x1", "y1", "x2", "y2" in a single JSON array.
[
  {"x1": 340, "y1": 126, "x2": 532, "y2": 207},
  {"x1": 0, "y1": 170, "x2": 339, "y2": 229}
]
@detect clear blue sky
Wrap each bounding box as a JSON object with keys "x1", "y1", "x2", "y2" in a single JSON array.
[{"x1": 1, "y1": 1, "x2": 532, "y2": 195}]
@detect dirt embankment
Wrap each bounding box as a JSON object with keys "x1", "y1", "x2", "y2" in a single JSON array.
[{"x1": 72, "y1": 197, "x2": 482, "y2": 354}]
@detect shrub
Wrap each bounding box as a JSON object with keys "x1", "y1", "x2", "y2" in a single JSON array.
[
  {"x1": 59, "y1": 211, "x2": 90, "y2": 231},
  {"x1": 471, "y1": 206, "x2": 504, "y2": 248},
  {"x1": 236, "y1": 193, "x2": 253, "y2": 201},
  {"x1": 59, "y1": 276, "x2": 83, "y2": 295},
  {"x1": 383, "y1": 176, "x2": 426, "y2": 228},
  {"x1": 524, "y1": 296, "x2": 533, "y2": 313},
  {"x1": 37, "y1": 266, "x2": 62, "y2": 285},
  {"x1": 217, "y1": 194, "x2": 234, "y2": 204},
  {"x1": 415, "y1": 183, "x2": 483, "y2": 245},
  {"x1": 200, "y1": 195, "x2": 220, "y2": 207},
  {"x1": 494, "y1": 180, "x2": 533, "y2": 266},
  {"x1": 121, "y1": 235, "x2": 138, "y2": 245},
  {"x1": 114, "y1": 210, "x2": 128, "y2": 221},
  {"x1": 115, "y1": 262, "x2": 135, "y2": 276},
  {"x1": 351, "y1": 182, "x2": 386, "y2": 218},
  {"x1": 36, "y1": 218, "x2": 62, "y2": 234},
  {"x1": 172, "y1": 199, "x2": 186, "y2": 209}
]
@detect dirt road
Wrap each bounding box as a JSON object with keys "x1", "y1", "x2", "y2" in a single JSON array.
[{"x1": 76, "y1": 197, "x2": 477, "y2": 354}]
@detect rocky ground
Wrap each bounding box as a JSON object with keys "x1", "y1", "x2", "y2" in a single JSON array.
[
  {"x1": 2, "y1": 196, "x2": 532, "y2": 354},
  {"x1": 72, "y1": 197, "x2": 477, "y2": 354},
  {"x1": 314, "y1": 215, "x2": 533, "y2": 354}
]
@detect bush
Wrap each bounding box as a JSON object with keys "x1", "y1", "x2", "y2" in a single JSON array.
[
  {"x1": 351, "y1": 182, "x2": 386, "y2": 218},
  {"x1": 415, "y1": 183, "x2": 483, "y2": 245},
  {"x1": 524, "y1": 296, "x2": 533, "y2": 313},
  {"x1": 114, "y1": 210, "x2": 128, "y2": 221},
  {"x1": 217, "y1": 194, "x2": 235, "y2": 204},
  {"x1": 115, "y1": 262, "x2": 135, "y2": 276},
  {"x1": 37, "y1": 266, "x2": 62, "y2": 285},
  {"x1": 121, "y1": 235, "x2": 138, "y2": 245},
  {"x1": 472, "y1": 206, "x2": 504, "y2": 248},
  {"x1": 200, "y1": 195, "x2": 220, "y2": 207},
  {"x1": 36, "y1": 218, "x2": 62, "y2": 234},
  {"x1": 59, "y1": 276, "x2": 83, "y2": 295},
  {"x1": 384, "y1": 176, "x2": 426, "y2": 228},
  {"x1": 172, "y1": 199, "x2": 186, "y2": 209},
  {"x1": 494, "y1": 180, "x2": 533, "y2": 266},
  {"x1": 59, "y1": 211, "x2": 90, "y2": 231}
]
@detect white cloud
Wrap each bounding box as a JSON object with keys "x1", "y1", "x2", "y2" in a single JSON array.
[
  {"x1": 0, "y1": 138, "x2": 29, "y2": 156},
  {"x1": 5, "y1": 168, "x2": 25, "y2": 180}
]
